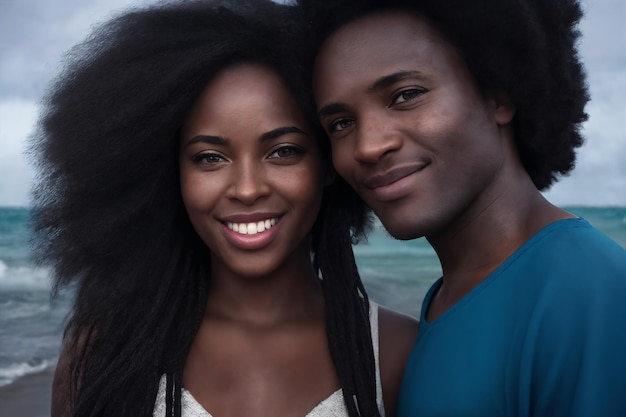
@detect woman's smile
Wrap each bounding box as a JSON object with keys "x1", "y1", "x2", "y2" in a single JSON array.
[
  {"x1": 179, "y1": 63, "x2": 325, "y2": 279},
  {"x1": 219, "y1": 213, "x2": 283, "y2": 251},
  {"x1": 225, "y1": 216, "x2": 279, "y2": 235}
]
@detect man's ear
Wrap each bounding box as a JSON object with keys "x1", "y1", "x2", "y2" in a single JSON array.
[{"x1": 490, "y1": 91, "x2": 516, "y2": 125}]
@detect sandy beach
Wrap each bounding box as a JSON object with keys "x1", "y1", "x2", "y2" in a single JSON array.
[{"x1": 0, "y1": 367, "x2": 54, "y2": 417}]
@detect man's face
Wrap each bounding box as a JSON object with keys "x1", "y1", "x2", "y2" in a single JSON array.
[{"x1": 313, "y1": 10, "x2": 514, "y2": 240}]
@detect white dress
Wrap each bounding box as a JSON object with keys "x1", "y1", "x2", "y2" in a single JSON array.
[{"x1": 153, "y1": 302, "x2": 385, "y2": 417}]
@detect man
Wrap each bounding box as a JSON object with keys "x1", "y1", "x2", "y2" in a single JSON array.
[{"x1": 298, "y1": 0, "x2": 626, "y2": 415}]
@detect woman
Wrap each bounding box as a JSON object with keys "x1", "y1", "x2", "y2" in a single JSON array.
[{"x1": 29, "y1": 1, "x2": 419, "y2": 416}]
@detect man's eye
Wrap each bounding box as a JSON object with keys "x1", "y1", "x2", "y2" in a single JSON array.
[
  {"x1": 329, "y1": 118, "x2": 354, "y2": 133},
  {"x1": 392, "y1": 88, "x2": 425, "y2": 105}
]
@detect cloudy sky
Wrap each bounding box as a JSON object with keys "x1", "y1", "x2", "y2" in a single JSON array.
[{"x1": 0, "y1": 0, "x2": 624, "y2": 207}]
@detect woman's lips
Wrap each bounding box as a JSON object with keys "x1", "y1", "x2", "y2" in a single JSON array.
[
  {"x1": 220, "y1": 214, "x2": 282, "y2": 250},
  {"x1": 226, "y1": 217, "x2": 278, "y2": 235}
]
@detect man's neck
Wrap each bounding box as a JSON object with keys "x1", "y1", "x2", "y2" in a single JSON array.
[{"x1": 424, "y1": 178, "x2": 573, "y2": 322}]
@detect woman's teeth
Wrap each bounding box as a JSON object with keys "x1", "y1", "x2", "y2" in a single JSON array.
[{"x1": 227, "y1": 218, "x2": 277, "y2": 235}]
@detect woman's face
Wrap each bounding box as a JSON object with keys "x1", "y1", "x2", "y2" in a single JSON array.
[{"x1": 179, "y1": 64, "x2": 325, "y2": 279}]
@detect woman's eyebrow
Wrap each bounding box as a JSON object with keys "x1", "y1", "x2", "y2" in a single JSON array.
[
  {"x1": 185, "y1": 126, "x2": 304, "y2": 146},
  {"x1": 260, "y1": 126, "x2": 306, "y2": 141},
  {"x1": 186, "y1": 135, "x2": 229, "y2": 146}
]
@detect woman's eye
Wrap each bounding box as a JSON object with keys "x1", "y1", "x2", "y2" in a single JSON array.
[
  {"x1": 268, "y1": 145, "x2": 304, "y2": 159},
  {"x1": 392, "y1": 88, "x2": 425, "y2": 105},
  {"x1": 328, "y1": 118, "x2": 354, "y2": 133},
  {"x1": 193, "y1": 152, "x2": 225, "y2": 164}
]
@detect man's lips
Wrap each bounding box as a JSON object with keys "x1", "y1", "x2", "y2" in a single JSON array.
[{"x1": 363, "y1": 163, "x2": 428, "y2": 189}]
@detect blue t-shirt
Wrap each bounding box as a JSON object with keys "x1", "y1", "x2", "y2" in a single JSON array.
[{"x1": 397, "y1": 218, "x2": 626, "y2": 417}]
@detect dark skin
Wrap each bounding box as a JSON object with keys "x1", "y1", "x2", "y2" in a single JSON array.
[
  {"x1": 184, "y1": 275, "x2": 417, "y2": 417},
  {"x1": 51, "y1": 267, "x2": 417, "y2": 417},
  {"x1": 51, "y1": 343, "x2": 72, "y2": 417},
  {"x1": 178, "y1": 64, "x2": 417, "y2": 416},
  {"x1": 183, "y1": 265, "x2": 340, "y2": 416},
  {"x1": 377, "y1": 305, "x2": 421, "y2": 416},
  {"x1": 51, "y1": 64, "x2": 418, "y2": 417},
  {"x1": 313, "y1": 10, "x2": 574, "y2": 323},
  {"x1": 424, "y1": 143, "x2": 571, "y2": 321}
]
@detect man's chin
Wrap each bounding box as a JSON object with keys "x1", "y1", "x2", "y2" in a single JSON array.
[{"x1": 378, "y1": 217, "x2": 426, "y2": 241}]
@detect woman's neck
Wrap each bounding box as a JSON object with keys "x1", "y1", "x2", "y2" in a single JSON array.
[{"x1": 206, "y1": 259, "x2": 324, "y2": 327}]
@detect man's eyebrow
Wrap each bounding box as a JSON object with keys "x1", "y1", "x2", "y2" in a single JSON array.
[
  {"x1": 368, "y1": 70, "x2": 422, "y2": 93},
  {"x1": 260, "y1": 126, "x2": 306, "y2": 141},
  {"x1": 317, "y1": 71, "x2": 423, "y2": 119},
  {"x1": 187, "y1": 135, "x2": 228, "y2": 146},
  {"x1": 318, "y1": 102, "x2": 349, "y2": 119}
]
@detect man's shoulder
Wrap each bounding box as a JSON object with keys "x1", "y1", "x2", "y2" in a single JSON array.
[{"x1": 522, "y1": 218, "x2": 626, "y2": 272}]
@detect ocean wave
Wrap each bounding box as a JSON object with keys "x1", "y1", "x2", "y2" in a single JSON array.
[
  {"x1": 0, "y1": 260, "x2": 52, "y2": 290},
  {"x1": 0, "y1": 359, "x2": 55, "y2": 387},
  {"x1": 354, "y1": 245, "x2": 436, "y2": 257}
]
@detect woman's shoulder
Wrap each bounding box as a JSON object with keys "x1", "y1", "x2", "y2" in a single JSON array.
[
  {"x1": 376, "y1": 304, "x2": 419, "y2": 366},
  {"x1": 375, "y1": 303, "x2": 419, "y2": 417}
]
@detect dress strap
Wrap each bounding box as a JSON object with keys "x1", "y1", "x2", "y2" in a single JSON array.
[{"x1": 369, "y1": 300, "x2": 385, "y2": 416}]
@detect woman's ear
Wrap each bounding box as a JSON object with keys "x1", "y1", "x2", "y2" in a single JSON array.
[{"x1": 490, "y1": 91, "x2": 516, "y2": 125}]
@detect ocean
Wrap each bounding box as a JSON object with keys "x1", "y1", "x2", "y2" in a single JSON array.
[{"x1": 1, "y1": 206, "x2": 625, "y2": 391}]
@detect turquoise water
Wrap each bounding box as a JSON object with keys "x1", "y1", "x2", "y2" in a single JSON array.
[
  {"x1": 356, "y1": 206, "x2": 626, "y2": 317},
  {"x1": 0, "y1": 206, "x2": 625, "y2": 387},
  {"x1": 0, "y1": 208, "x2": 69, "y2": 387}
]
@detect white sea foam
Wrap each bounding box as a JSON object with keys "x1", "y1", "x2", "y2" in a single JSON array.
[
  {"x1": 0, "y1": 260, "x2": 52, "y2": 290},
  {"x1": 0, "y1": 359, "x2": 55, "y2": 387}
]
